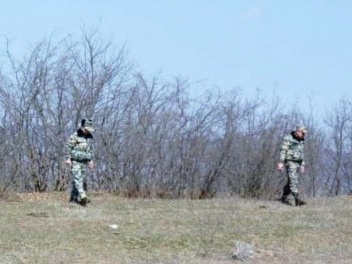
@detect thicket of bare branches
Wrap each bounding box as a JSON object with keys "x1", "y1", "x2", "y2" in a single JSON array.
[{"x1": 0, "y1": 30, "x2": 350, "y2": 199}]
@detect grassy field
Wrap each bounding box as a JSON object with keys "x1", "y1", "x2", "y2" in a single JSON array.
[{"x1": 0, "y1": 192, "x2": 352, "y2": 264}]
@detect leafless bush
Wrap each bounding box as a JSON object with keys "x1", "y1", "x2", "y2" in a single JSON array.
[{"x1": 0, "y1": 29, "x2": 349, "y2": 199}]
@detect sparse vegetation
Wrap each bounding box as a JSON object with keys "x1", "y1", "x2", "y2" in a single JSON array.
[
  {"x1": 1, "y1": 193, "x2": 352, "y2": 263},
  {"x1": 0, "y1": 28, "x2": 352, "y2": 199},
  {"x1": 1, "y1": 27, "x2": 352, "y2": 263}
]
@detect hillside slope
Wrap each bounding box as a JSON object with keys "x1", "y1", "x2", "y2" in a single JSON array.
[{"x1": 0, "y1": 192, "x2": 351, "y2": 264}]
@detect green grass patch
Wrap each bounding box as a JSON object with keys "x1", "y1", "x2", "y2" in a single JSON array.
[{"x1": 1, "y1": 194, "x2": 352, "y2": 263}]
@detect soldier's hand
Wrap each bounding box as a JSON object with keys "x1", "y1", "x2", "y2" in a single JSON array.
[
  {"x1": 88, "y1": 161, "x2": 94, "y2": 169},
  {"x1": 65, "y1": 158, "x2": 72, "y2": 166},
  {"x1": 300, "y1": 165, "x2": 305, "y2": 173},
  {"x1": 277, "y1": 162, "x2": 284, "y2": 171}
]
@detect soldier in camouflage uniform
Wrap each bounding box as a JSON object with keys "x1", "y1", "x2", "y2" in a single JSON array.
[
  {"x1": 277, "y1": 125, "x2": 307, "y2": 206},
  {"x1": 65, "y1": 118, "x2": 95, "y2": 206}
]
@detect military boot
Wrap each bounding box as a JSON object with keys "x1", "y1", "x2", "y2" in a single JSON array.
[
  {"x1": 79, "y1": 196, "x2": 92, "y2": 206},
  {"x1": 292, "y1": 193, "x2": 307, "y2": 206},
  {"x1": 79, "y1": 197, "x2": 88, "y2": 207}
]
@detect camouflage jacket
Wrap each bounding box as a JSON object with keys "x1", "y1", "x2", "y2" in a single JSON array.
[
  {"x1": 65, "y1": 129, "x2": 94, "y2": 162},
  {"x1": 279, "y1": 132, "x2": 305, "y2": 165}
]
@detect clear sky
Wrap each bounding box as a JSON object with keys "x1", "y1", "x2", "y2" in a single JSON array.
[{"x1": 1, "y1": 1, "x2": 351, "y2": 117}]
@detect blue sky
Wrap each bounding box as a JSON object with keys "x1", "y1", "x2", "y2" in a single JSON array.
[{"x1": 1, "y1": 1, "x2": 351, "y2": 117}]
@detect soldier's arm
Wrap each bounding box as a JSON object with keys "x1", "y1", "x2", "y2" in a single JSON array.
[
  {"x1": 279, "y1": 135, "x2": 290, "y2": 163},
  {"x1": 301, "y1": 147, "x2": 305, "y2": 166},
  {"x1": 65, "y1": 135, "x2": 76, "y2": 160},
  {"x1": 87, "y1": 138, "x2": 95, "y2": 168}
]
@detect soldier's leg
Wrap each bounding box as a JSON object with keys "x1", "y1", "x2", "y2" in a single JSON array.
[
  {"x1": 80, "y1": 164, "x2": 90, "y2": 205},
  {"x1": 69, "y1": 162, "x2": 79, "y2": 203},
  {"x1": 287, "y1": 162, "x2": 299, "y2": 194},
  {"x1": 281, "y1": 176, "x2": 292, "y2": 203},
  {"x1": 72, "y1": 161, "x2": 87, "y2": 201},
  {"x1": 83, "y1": 178, "x2": 88, "y2": 192},
  {"x1": 282, "y1": 162, "x2": 298, "y2": 206},
  {"x1": 287, "y1": 162, "x2": 306, "y2": 206},
  {"x1": 69, "y1": 182, "x2": 79, "y2": 203}
]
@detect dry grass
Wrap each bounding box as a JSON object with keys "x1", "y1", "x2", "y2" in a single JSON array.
[{"x1": 1, "y1": 192, "x2": 352, "y2": 263}]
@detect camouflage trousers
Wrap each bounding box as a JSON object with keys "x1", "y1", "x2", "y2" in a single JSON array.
[
  {"x1": 70, "y1": 160, "x2": 88, "y2": 201},
  {"x1": 282, "y1": 161, "x2": 302, "y2": 195}
]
